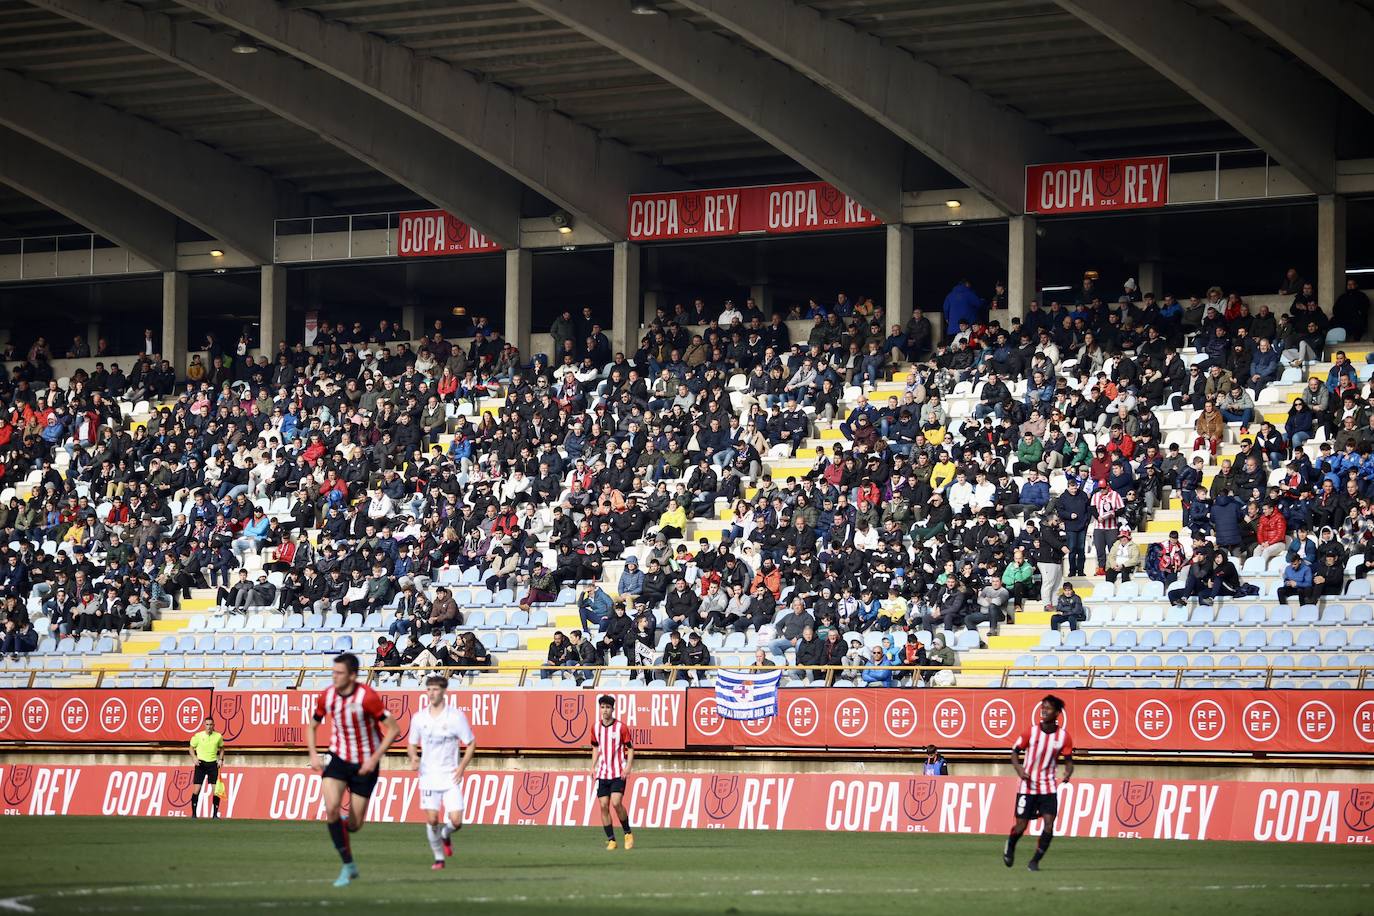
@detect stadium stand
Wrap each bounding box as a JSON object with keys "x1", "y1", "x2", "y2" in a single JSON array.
[{"x1": 0, "y1": 280, "x2": 1372, "y2": 693}]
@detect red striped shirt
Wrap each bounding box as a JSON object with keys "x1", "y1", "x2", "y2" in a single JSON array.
[
  {"x1": 592, "y1": 718, "x2": 632, "y2": 780},
  {"x1": 313, "y1": 683, "x2": 388, "y2": 765},
  {"x1": 1012, "y1": 723, "x2": 1072, "y2": 795},
  {"x1": 1090, "y1": 488, "x2": 1123, "y2": 530}
]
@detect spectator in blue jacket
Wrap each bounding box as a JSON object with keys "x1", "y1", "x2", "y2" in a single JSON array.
[
  {"x1": 1275, "y1": 555, "x2": 1313, "y2": 605},
  {"x1": 860, "y1": 645, "x2": 895, "y2": 686},
  {"x1": 941, "y1": 280, "x2": 984, "y2": 339},
  {"x1": 1247, "y1": 338, "x2": 1281, "y2": 396},
  {"x1": 577, "y1": 582, "x2": 613, "y2": 632},
  {"x1": 1210, "y1": 491, "x2": 1246, "y2": 551},
  {"x1": 617, "y1": 557, "x2": 645, "y2": 600},
  {"x1": 1008, "y1": 470, "x2": 1049, "y2": 517}
]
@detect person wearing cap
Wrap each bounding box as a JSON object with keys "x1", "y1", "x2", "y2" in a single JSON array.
[{"x1": 1104, "y1": 528, "x2": 1141, "y2": 584}]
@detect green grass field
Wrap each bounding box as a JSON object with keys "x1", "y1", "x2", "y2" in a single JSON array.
[{"x1": 0, "y1": 818, "x2": 1369, "y2": 915}]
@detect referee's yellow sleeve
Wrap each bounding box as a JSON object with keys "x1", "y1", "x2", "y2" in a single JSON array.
[{"x1": 191, "y1": 732, "x2": 224, "y2": 762}]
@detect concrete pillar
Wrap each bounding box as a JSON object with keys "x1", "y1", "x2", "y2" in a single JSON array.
[
  {"x1": 504, "y1": 248, "x2": 532, "y2": 359},
  {"x1": 86, "y1": 320, "x2": 101, "y2": 356},
  {"x1": 161, "y1": 271, "x2": 188, "y2": 378},
  {"x1": 612, "y1": 241, "x2": 640, "y2": 356},
  {"x1": 749, "y1": 283, "x2": 774, "y2": 317},
  {"x1": 1137, "y1": 260, "x2": 1163, "y2": 300},
  {"x1": 884, "y1": 224, "x2": 913, "y2": 329},
  {"x1": 1007, "y1": 215, "x2": 1037, "y2": 326},
  {"x1": 1318, "y1": 194, "x2": 1347, "y2": 318},
  {"x1": 642, "y1": 289, "x2": 661, "y2": 327},
  {"x1": 400, "y1": 304, "x2": 422, "y2": 342},
  {"x1": 260, "y1": 264, "x2": 287, "y2": 356}
]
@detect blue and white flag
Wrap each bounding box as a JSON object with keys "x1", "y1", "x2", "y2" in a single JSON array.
[{"x1": 714, "y1": 669, "x2": 783, "y2": 721}]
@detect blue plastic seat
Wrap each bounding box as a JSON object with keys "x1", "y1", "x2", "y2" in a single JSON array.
[
  {"x1": 323, "y1": 611, "x2": 344, "y2": 630},
  {"x1": 1062, "y1": 630, "x2": 1087, "y2": 649},
  {"x1": 466, "y1": 610, "x2": 486, "y2": 628},
  {"x1": 1240, "y1": 605, "x2": 1266, "y2": 626},
  {"x1": 1241, "y1": 630, "x2": 1268, "y2": 651},
  {"x1": 1088, "y1": 630, "x2": 1113, "y2": 649},
  {"x1": 1186, "y1": 606, "x2": 1216, "y2": 628},
  {"x1": 343, "y1": 613, "x2": 363, "y2": 630},
  {"x1": 1111, "y1": 630, "x2": 1138, "y2": 650},
  {"x1": 1318, "y1": 605, "x2": 1346, "y2": 626},
  {"x1": 1036, "y1": 631, "x2": 1062, "y2": 651},
  {"x1": 1189, "y1": 630, "x2": 1215, "y2": 651},
  {"x1": 1214, "y1": 629, "x2": 1241, "y2": 651},
  {"x1": 1214, "y1": 605, "x2": 1239, "y2": 626},
  {"x1": 1164, "y1": 630, "x2": 1189, "y2": 650},
  {"x1": 487, "y1": 610, "x2": 508, "y2": 629},
  {"x1": 1138, "y1": 629, "x2": 1163, "y2": 650},
  {"x1": 1322, "y1": 629, "x2": 1348, "y2": 650},
  {"x1": 1268, "y1": 629, "x2": 1295, "y2": 650},
  {"x1": 1294, "y1": 605, "x2": 1320, "y2": 625}
]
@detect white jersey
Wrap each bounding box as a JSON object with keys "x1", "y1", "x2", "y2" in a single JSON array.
[{"x1": 411, "y1": 705, "x2": 475, "y2": 791}]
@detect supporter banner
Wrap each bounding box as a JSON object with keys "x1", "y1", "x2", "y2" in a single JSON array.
[
  {"x1": 396, "y1": 210, "x2": 501, "y2": 257},
  {"x1": 627, "y1": 181, "x2": 881, "y2": 242},
  {"x1": 1025, "y1": 156, "x2": 1169, "y2": 215},
  {"x1": 1, "y1": 763, "x2": 1369, "y2": 845},
  {"x1": 0, "y1": 690, "x2": 211, "y2": 743},
  {"x1": 210, "y1": 689, "x2": 684, "y2": 751},
  {"x1": 686, "y1": 689, "x2": 1374, "y2": 755}
]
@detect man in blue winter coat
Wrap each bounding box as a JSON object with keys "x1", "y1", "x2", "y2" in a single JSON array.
[{"x1": 942, "y1": 280, "x2": 984, "y2": 340}]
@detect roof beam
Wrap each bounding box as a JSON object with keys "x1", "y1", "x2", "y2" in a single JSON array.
[
  {"x1": 1217, "y1": 0, "x2": 1374, "y2": 117},
  {"x1": 0, "y1": 68, "x2": 285, "y2": 262},
  {"x1": 0, "y1": 127, "x2": 177, "y2": 269},
  {"x1": 675, "y1": 0, "x2": 1076, "y2": 214},
  {"x1": 173, "y1": 0, "x2": 680, "y2": 240},
  {"x1": 1054, "y1": 0, "x2": 1337, "y2": 193},
  {"x1": 31, "y1": 0, "x2": 525, "y2": 248},
  {"x1": 520, "y1": 0, "x2": 904, "y2": 222}
]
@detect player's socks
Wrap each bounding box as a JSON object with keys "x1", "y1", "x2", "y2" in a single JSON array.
[
  {"x1": 426, "y1": 825, "x2": 447, "y2": 862},
  {"x1": 603, "y1": 824, "x2": 615, "y2": 841},
  {"x1": 190, "y1": 793, "x2": 198, "y2": 818},
  {"x1": 212, "y1": 796, "x2": 221, "y2": 819},
  {"x1": 1029, "y1": 830, "x2": 1053, "y2": 867},
  {"x1": 328, "y1": 820, "x2": 354, "y2": 865},
  {"x1": 1003, "y1": 829, "x2": 1021, "y2": 867}
]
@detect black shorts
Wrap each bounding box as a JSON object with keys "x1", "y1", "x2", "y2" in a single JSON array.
[
  {"x1": 192, "y1": 761, "x2": 219, "y2": 787},
  {"x1": 322, "y1": 755, "x2": 379, "y2": 799},
  {"x1": 596, "y1": 778, "x2": 627, "y2": 798},
  {"x1": 1014, "y1": 792, "x2": 1058, "y2": 821}
]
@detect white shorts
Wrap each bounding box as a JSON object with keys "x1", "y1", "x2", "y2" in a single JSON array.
[{"x1": 420, "y1": 785, "x2": 464, "y2": 814}]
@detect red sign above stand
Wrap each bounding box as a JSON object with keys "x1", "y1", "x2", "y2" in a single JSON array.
[
  {"x1": 628, "y1": 181, "x2": 881, "y2": 241},
  {"x1": 396, "y1": 210, "x2": 501, "y2": 257},
  {"x1": 1025, "y1": 156, "x2": 1169, "y2": 215}
]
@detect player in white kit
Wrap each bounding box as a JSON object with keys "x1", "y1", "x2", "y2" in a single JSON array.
[{"x1": 407, "y1": 675, "x2": 477, "y2": 870}]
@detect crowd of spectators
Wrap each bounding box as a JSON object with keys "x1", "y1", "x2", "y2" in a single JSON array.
[{"x1": 0, "y1": 271, "x2": 1370, "y2": 688}]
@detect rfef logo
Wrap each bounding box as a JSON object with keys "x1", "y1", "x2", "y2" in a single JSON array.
[
  {"x1": 1241, "y1": 700, "x2": 1280, "y2": 743},
  {"x1": 177, "y1": 698, "x2": 207, "y2": 734},
  {"x1": 1135, "y1": 699, "x2": 1172, "y2": 741},
  {"x1": 1188, "y1": 699, "x2": 1225, "y2": 742},
  {"x1": 22, "y1": 697, "x2": 49, "y2": 733},
  {"x1": 1115, "y1": 780, "x2": 1155, "y2": 828},
  {"x1": 692, "y1": 698, "x2": 723, "y2": 737},
  {"x1": 1081, "y1": 699, "x2": 1119, "y2": 741},
  {"x1": 786, "y1": 697, "x2": 819, "y2": 738},
  {"x1": 833, "y1": 697, "x2": 868, "y2": 739},
  {"x1": 548, "y1": 694, "x2": 588, "y2": 745},
  {"x1": 60, "y1": 698, "x2": 90, "y2": 735},
  {"x1": 883, "y1": 698, "x2": 918, "y2": 740},
  {"x1": 100, "y1": 697, "x2": 128, "y2": 734},
  {"x1": 981, "y1": 699, "x2": 1016, "y2": 740},
  {"x1": 933, "y1": 698, "x2": 966, "y2": 739},
  {"x1": 137, "y1": 698, "x2": 165, "y2": 734},
  {"x1": 1296, "y1": 701, "x2": 1335, "y2": 744},
  {"x1": 704, "y1": 775, "x2": 740, "y2": 820}
]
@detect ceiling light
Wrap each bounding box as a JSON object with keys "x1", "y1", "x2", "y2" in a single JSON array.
[
  {"x1": 230, "y1": 34, "x2": 259, "y2": 54},
  {"x1": 562, "y1": 245, "x2": 576, "y2": 251},
  {"x1": 944, "y1": 199, "x2": 961, "y2": 209},
  {"x1": 1041, "y1": 285, "x2": 1071, "y2": 292},
  {"x1": 451, "y1": 306, "x2": 466, "y2": 317},
  {"x1": 1346, "y1": 267, "x2": 1374, "y2": 274},
  {"x1": 630, "y1": 0, "x2": 660, "y2": 13},
  {"x1": 213, "y1": 268, "x2": 227, "y2": 275},
  {"x1": 551, "y1": 209, "x2": 575, "y2": 234},
  {"x1": 209, "y1": 249, "x2": 224, "y2": 258},
  {"x1": 946, "y1": 220, "x2": 963, "y2": 227}
]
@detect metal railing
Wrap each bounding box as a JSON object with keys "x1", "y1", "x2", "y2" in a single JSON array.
[{"x1": 33, "y1": 662, "x2": 1369, "y2": 691}]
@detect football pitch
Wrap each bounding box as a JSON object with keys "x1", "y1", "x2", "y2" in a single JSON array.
[{"x1": 0, "y1": 818, "x2": 1369, "y2": 915}]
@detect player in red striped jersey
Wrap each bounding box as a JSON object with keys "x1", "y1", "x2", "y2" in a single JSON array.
[
  {"x1": 591, "y1": 695, "x2": 635, "y2": 850},
  {"x1": 1003, "y1": 695, "x2": 1074, "y2": 872},
  {"x1": 308, "y1": 653, "x2": 401, "y2": 888}
]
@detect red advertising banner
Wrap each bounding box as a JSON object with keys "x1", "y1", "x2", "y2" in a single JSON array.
[
  {"x1": 686, "y1": 689, "x2": 1374, "y2": 755},
  {"x1": 628, "y1": 181, "x2": 881, "y2": 242},
  {"x1": 2, "y1": 763, "x2": 1370, "y2": 845},
  {"x1": 396, "y1": 210, "x2": 501, "y2": 257},
  {"x1": 208, "y1": 689, "x2": 685, "y2": 751},
  {"x1": 1025, "y1": 156, "x2": 1169, "y2": 215},
  {"x1": 0, "y1": 690, "x2": 211, "y2": 743}
]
